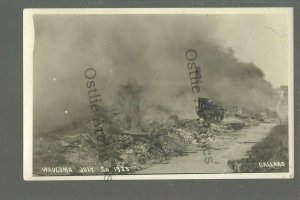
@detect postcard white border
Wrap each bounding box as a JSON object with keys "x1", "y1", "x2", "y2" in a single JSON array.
[{"x1": 23, "y1": 8, "x2": 294, "y2": 181}]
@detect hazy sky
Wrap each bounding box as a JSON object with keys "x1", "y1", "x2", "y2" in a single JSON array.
[{"x1": 211, "y1": 15, "x2": 290, "y2": 87}]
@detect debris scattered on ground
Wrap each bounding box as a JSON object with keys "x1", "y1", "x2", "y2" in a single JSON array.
[{"x1": 33, "y1": 109, "x2": 277, "y2": 175}]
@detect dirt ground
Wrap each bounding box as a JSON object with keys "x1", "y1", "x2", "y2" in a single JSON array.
[
  {"x1": 33, "y1": 111, "x2": 280, "y2": 176},
  {"x1": 137, "y1": 122, "x2": 277, "y2": 174}
]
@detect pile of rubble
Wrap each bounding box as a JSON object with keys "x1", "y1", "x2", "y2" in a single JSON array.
[{"x1": 33, "y1": 109, "x2": 270, "y2": 175}]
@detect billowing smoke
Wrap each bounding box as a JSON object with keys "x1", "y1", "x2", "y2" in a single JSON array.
[
  {"x1": 117, "y1": 82, "x2": 144, "y2": 132},
  {"x1": 32, "y1": 14, "x2": 284, "y2": 133},
  {"x1": 192, "y1": 42, "x2": 277, "y2": 112}
]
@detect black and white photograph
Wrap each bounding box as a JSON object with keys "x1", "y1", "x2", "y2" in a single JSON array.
[{"x1": 23, "y1": 8, "x2": 294, "y2": 180}]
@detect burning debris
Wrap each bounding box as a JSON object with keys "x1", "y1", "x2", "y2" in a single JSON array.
[
  {"x1": 32, "y1": 27, "x2": 286, "y2": 176},
  {"x1": 33, "y1": 100, "x2": 278, "y2": 175},
  {"x1": 32, "y1": 56, "x2": 285, "y2": 176}
]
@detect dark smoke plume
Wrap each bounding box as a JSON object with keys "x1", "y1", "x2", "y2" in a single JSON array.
[{"x1": 32, "y1": 15, "x2": 281, "y2": 133}]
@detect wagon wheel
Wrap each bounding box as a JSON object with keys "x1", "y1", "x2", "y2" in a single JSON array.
[
  {"x1": 220, "y1": 112, "x2": 224, "y2": 120},
  {"x1": 203, "y1": 114, "x2": 213, "y2": 122},
  {"x1": 203, "y1": 121, "x2": 211, "y2": 128}
]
